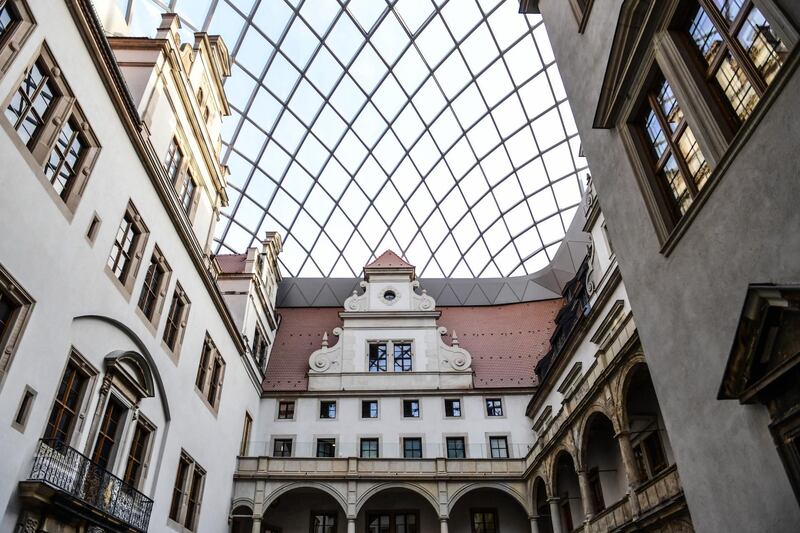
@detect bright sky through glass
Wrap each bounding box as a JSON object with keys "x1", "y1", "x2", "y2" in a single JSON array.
[{"x1": 117, "y1": 0, "x2": 588, "y2": 278}]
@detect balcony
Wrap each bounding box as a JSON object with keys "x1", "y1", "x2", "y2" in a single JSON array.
[{"x1": 19, "y1": 439, "x2": 153, "y2": 532}]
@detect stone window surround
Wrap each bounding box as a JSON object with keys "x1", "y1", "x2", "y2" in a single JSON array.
[
  {"x1": 194, "y1": 334, "x2": 225, "y2": 415},
  {"x1": 402, "y1": 398, "x2": 421, "y2": 419},
  {"x1": 104, "y1": 201, "x2": 150, "y2": 300},
  {"x1": 400, "y1": 434, "x2": 425, "y2": 459},
  {"x1": 135, "y1": 245, "x2": 172, "y2": 334},
  {"x1": 10, "y1": 384, "x2": 36, "y2": 433},
  {"x1": 484, "y1": 397, "x2": 505, "y2": 418},
  {"x1": 358, "y1": 435, "x2": 381, "y2": 458},
  {"x1": 0, "y1": 262, "x2": 34, "y2": 391},
  {"x1": 361, "y1": 398, "x2": 380, "y2": 419},
  {"x1": 2, "y1": 43, "x2": 101, "y2": 218},
  {"x1": 161, "y1": 281, "x2": 191, "y2": 363},
  {"x1": 366, "y1": 339, "x2": 415, "y2": 373},
  {"x1": 313, "y1": 435, "x2": 338, "y2": 458},
  {"x1": 617, "y1": 0, "x2": 799, "y2": 252},
  {"x1": 443, "y1": 433, "x2": 469, "y2": 459},
  {"x1": 43, "y1": 348, "x2": 98, "y2": 450},
  {"x1": 164, "y1": 132, "x2": 202, "y2": 223},
  {"x1": 240, "y1": 411, "x2": 252, "y2": 456},
  {"x1": 486, "y1": 433, "x2": 512, "y2": 459},
  {"x1": 0, "y1": 0, "x2": 35, "y2": 75},
  {"x1": 275, "y1": 399, "x2": 296, "y2": 421},
  {"x1": 123, "y1": 415, "x2": 156, "y2": 491},
  {"x1": 168, "y1": 450, "x2": 206, "y2": 533},
  {"x1": 270, "y1": 435, "x2": 295, "y2": 458},
  {"x1": 444, "y1": 397, "x2": 463, "y2": 418},
  {"x1": 318, "y1": 399, "x2": 337, "y2": 420}
]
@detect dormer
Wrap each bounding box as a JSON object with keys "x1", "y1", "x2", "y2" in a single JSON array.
[{"x1": 308, "y1": 251, "x2": 472, "y2": 391}]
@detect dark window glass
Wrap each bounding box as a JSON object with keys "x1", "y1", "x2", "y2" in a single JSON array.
[
  {"x1": 360, "y1": 438, "x2": 379, "y2": 458},
  {"x1": 444, "y1": 398, "x2": 461, "y2": 417},
  {"x1": 486, "y1": 398, "x2": 503, "y2": 417},
  {"x1": 0, "y1": 3, "x2": 18, "y2": 38},
  {"x1": 207, "y1": 354, "x2": 224, "y2": 406},
  {"x1": 0, "y1": 289, "x2": 19, "y2": 340},
  {"x1": 5, "y1": 61, "x2": 56, "y2": 146},
  {"x1": 164, "y1": 138, "x2": 183, "y2": 183},
  {"x1": 163, "y1": 286, "x2": 187, "y2": 350},
  {"x1": 273, "y1": 439, "x2": 293, "y2": 457},
  {"x1": 471, "y1": 510, "x2": 498, "y2": 533},
  {"x1": 137, "y1": 254, "x2": 165, "y2": 320},
  {"x1": 367, "y1": 514, "x2": 390, "y2": 533},
  {"x1": 178, "y1": 170, "x2": 196, "y2": 213},
  {"x1": 311, "y1": 512, "x2": 337, "y2": 533},
  {"x1": 368, "y1": 343, "x2": 387, "y2": 372},
  {"x1": 169, "y1": 456, "x2": 190, "y2": 521},
  {"x1": 123, "y1": 421, "x2": 152, "y2": 487},
  {"x1": 644, "y1": 432, "x2": 668, "y2": 476},
  {"x1": 320, "y1": 400, "x2": 336, "y2": 419},
  {"x1": 316, "y1": 438, "x2": 336, "y2": 458},
  {"x1": 278, "y1": 401, "x2": 295, "y2": 419},
  {"x1": 91, "y1": 397, "x2": 126, "y2": 469},
  {"x1": 446, "y1": 437, "x2": 466, "y2": 459},
  {"x1": 393, "y1": 343, "x2": 413, "y2": 372},
  {"x1": 43, "y1": 119, "x2": 85, "y2": 200},
  {"x1": 44, "y1": 360, "x2": 88, "y2": 444},
  {"x1": 403, "y1": 437, "x2": 422, "y2": 458},
  {"x1": 588, "y1": 467, "x2": 605, "y2": 511},
  {"x1": 107, "y1": 213, "x2": 139, "y2": 281},
  {"x1": 362, "y1": 400, "x2": 378, "y2": 418},
  {"x1": 489, "y1": 436, "x2": 509, "y2": 458},
  {"x1": 184, "y1": 466, "x2": 205, "y2": 531},
  {"x1": 253, "y1": 326, "x2": 269, "y2": 371},
  {"x1": 195, "y1": 339, "x2": 214, "y2": 391},
  {"x1": 403, "y1": 399, "x2": 419, "y2": 418},
  {"x1": 395, "y1": 512, "x2": 417, "y2": 533}
]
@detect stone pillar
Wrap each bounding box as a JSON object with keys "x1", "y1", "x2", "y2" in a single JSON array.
[
  {"x1": 347, "y1": 517, "x2": 356, "y2": 533},
  {"x1": 251, "y1": 517, "x2": 261, "y2": 533},
  {"x1": 615, "y1": 430, "x2": 642, "y2": 516},
  {"x1": 548, "y1": 498, "x2": 564, "y2": 533},
  {"x1": 577, "y1": 469, "x2": 595, "y2": 521},
  {"x1": 529, "y1": 515, "x2": 541, "y2": 533},
  {"x1": 439, "y1": 517, "x2": 449, "y2": 533}
]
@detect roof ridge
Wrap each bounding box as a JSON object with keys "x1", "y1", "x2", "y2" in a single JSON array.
[{"x1": 364, "y1": 249, "x2": 415, "y2": 269}]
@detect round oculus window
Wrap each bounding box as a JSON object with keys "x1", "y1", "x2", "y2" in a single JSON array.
[{"x1": 383, "y1": 290, "x2": 396, "y2": 301}]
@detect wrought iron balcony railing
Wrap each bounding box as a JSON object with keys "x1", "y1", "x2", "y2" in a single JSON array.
[{"x1": 28, "y1": 439, "x2": 153, "y2": 532}]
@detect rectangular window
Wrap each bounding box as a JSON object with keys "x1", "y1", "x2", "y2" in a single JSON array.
[
  {"x1": 273, "y1": 438, "x2": 293, "y2": 457},
  {"x1": 169, "y1": 455, "x2": 190, "y2": 522},
  {"x1": 446, "y1": 437, "x2": 466, "y2": 459},
  {"x1": 168, "y1": 453, "x2": 207, "y2": 531},
  {"x1": 252, "y1": 324, "x2": 269, "y2": 371},
  {"x1": 589, "y1": 467, "x2": 605, "y2": 511},
  {"x1": 43, "y1": 119, "x2": 86, "y2": 201},
  {"x1": 107, "y1": 203, "x2": 148, "y2": 291},
  {"x1": 12, "y1": 386, "x2": 36, "y2": 432},
  {"x1": 393, "y1": 342, "x2": 413, "y2": 372},
  {"x1": 5, "y1": 60, "x2": 56, "y2": 146},
  {"x1": 177, "y1": 169, "x2": 197, "y2": 215},
  {"x1": 0, "y1": 2, "x2": 18, "y2": 41},
  {"x1": 319, "y1": 400, "x2": 336, "y2": 419},
  {"x1": 685, "y1": 1, "x2": 788, "y2": 123},
  {"x1": 278, "y1": 400, "x2": 295, "y2": 420},
  {"x1": 403, "y1": 399, "x2": 420, "y2": 418},
  {"x1": 360, "y1": 438, "x2": 379, "y2": 458},
  {"x1": 368, "y1": 342, "x2": 387, "y2": 372},
  {"x1": 44, "y1": 358, "x2": 89, "y2": 444},
  {"x1": 240, "y1": 412, "x2": 252, "y2": 456},
  {"x1": 362, "y1": 399, "x2": 378, "y2": 418},
  {"x1": 91, "y1": 396, "x2": 126, "y2": 469},
  {"x1": 486, "y1": 398, "x2": 503, "y2": 417},
  {"x1": 311, "y1": 512, "x2": 337, "y2": 533},
  {"x1": 444, "y1": 398, "x2": 461, "y2": 417},
  {"x1": 403, "y1": 437, "x2": 422, "y2": 458},
  {"x1": 195, "y1": 335, "x2": 225, "y2": 410},
  {"x1": 640, "y1": 75, "x2": 710, "y2": 218},
  {"x1": 137, "y1": 248, "x2": 170, "y2": 323},
  {"x1": 367, "y1": 512, "x2": 417, "y2": 533},
  {"x1": 471, "y1": 509, "x2": 498, "y2": 533},
  {"x1": 316, "y1": 438, "x2": 336, "y2": 458},
  {"x1": 123, "y1": 419, "x2": 153, "y2": 488},
  {"x1": 0, "y1": 260, "x2": 34, "y2": 382},
  {"x1": 489, "y1": 436, "x2": 509, "y2": 458},
  {"x1": 164, "y1": 137, "x2": 184, "y2": 183},
  {"x1": 184, "y1": 464, "x2": 205, "y2": 531},
  {"x1": 163, "y1": 283, "x2": 189, "y2": 352},
  {"x1": 642, "y1": 431, "x2": 668, "y2": 477}
]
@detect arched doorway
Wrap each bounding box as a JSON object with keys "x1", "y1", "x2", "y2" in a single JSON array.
[
  {"x1": 624, "y1": 363, "x2": 674, "y2": 482},
  {"x1": 553, "y1": 451, "x2": 583, "y2": 531},
  {"x1": 449, "y1": 486, "x2": 529, "y2": 532},
  {"x1": 533, "y1": 477, "x2": 553, "y2": 533},
  {"x1": 262, "y1": 486, "x2": 346, "y2": 532},
  {"x1": 356, "y1": 485, "x2": 439, "y2": 532},
  {"x1": 582, "y1": 412, "x2": 626, "y2": 513}
]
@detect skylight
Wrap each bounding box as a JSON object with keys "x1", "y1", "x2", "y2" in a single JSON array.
[{"x1": 116, "y1": 0, "x2": 588, "y2": 278}]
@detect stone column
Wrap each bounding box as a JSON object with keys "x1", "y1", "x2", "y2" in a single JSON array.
[
  {"x1": 439, "y1": 517, "x2": 449, "y2": 533},
  {"x1": 347, "y1": 517, "x2": 356, "y2": 533},
  {"x1": 251, "y1": 517, "x2": 261, "y2": 533},
  {"x1": 577, "y1": 469, "x2": 595, "y2": 521},
  {"x1": 548, "y1": 498, "x2": 564, "y2": 533},
  {"x1": 529, "y1": 515, "x2": 541, "y2": 533},
  {"x1": 615, "y1": 430, "x2": 642, "y2": 517}
]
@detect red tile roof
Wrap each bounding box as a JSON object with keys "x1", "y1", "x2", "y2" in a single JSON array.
[
  {"x1": 216, "y1": 253, "x2": 247, "y2": 274},
  {"x1": 263, "y1": 299, "x2": 561, "y2": 392},
  {"x1": 364, "y1": 250, "x2": 415, "y2": 269}
]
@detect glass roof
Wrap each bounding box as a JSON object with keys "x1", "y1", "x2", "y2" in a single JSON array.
[{"x1": 117, "y1": 0, "x2": 588, "y2": 278}]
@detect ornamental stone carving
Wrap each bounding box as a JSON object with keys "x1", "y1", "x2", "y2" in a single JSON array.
[
  {"x1": 308, "y1": 327, "x2": 342, "y2": 373},
  {"x1": 412, "y1": 283, "x2": 436, "y2": 311},
  {"x1": 343, "y1": 282, "x2": 368, "y2": 311},
  {"x1": 437, "y1": 327, "x2": 473, "y2": 372}
]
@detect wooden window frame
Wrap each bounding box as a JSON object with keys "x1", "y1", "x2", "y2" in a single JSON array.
[
  {"x1": 169, "y1": 451, "x2": 206, "y2": 532},
  {"x1": 360, "y1": 437, "x2": 379, "y2": 458},
  {"x1": 252, "y1": 322, "x2": 269, "y2": 373},
  {"x1": 123, "y1": 416, "x2": 154, "y2": 489},
  {"x1": 105, "y1": 201, "x2": 149, "y2": 297},
  {"x1": 240, "y1": 412, "x2": 252, "y2": 456},
  {"x1": 309, "y1": 510, "x2": 337, "y2": 533},
  {"x1": 195, "y1": 334, "x2": 225, "y2": 413},
  {"x1": 272, "y1": 437, "x2": 294, "y2": 457},
  {"x1": 136, "y1": 246, "x2": 172, "y2": 329},
  {"x1": 277, "y1": 400, "x2": 295, "y2": 420},
  {"x1": 470, "y1": 508, "x2": 499, "y2": 533},
  {"x1": 368, "y1": 342, "x2": 388, "y2": 372},
  {"x1": 315, "y1": 437, "x2": 336, "y2": 458},
  {"x1": 162, "y1": 282, "x2": 190, "y2": 359},
  {"x1": 2, "y1": 45, "x2": 100, "y2": 216},
  {"x1": 0, "y1": 0, "x2": 35, "y2": 75},
  {"x1": 392, "y1": 342, "x2": 413, "y2": 372},
  {"x1": 0, "y1": 262, "x2": 34, "y2": 391},
  {"x1": 43, "y1": 350, "x2": 97, "y2": 447},
  {"x1": 90, "y1": 393, "x2": 128, "y2": 470}
]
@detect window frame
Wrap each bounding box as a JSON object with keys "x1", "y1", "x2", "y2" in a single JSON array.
[
  {"x1": 272, "y1": 437, "x2": 294, "y2": 458},
  {"x1": 277, "y1": 400, "x2": 296, "y2": 420},
  {"x1": 11, "y1": 384, "x2": 36, "y2": 433},
  {"x1": 162, "y1": 282, "x2": 190, "y2": 359},
  {"x1": 309, "y1": 511, "x2": 337, "y2": 533},
  {"x1": 485, "y1": 398, "x2": 504, "y2": 417},
  {"x1": 444, "y1": 398, "x2": 462, "y2": 418},
  {"x1": 43, "y1": 349, "x2": 97, "y2": 448},
  {"x1": 136, "y1": 246, "x2": 172, "y2": 329},
  {"x1": 123, "y1": 416, "x2": 155, "y2": 490},
  {"x1": 361, "y1": 399, "x2": 379, "y2": 419},
  {"x1": 569, "y1": 0, "x2": 594, "y2": 33},
  {"x1": 318, "y1": 400, "x2": 337, "y2": 420},
  {"x1": 240, "y1": 412, "x2": 253, "y2": 456},
  {"x1": 0, "y1": 0, "x2": 35, "y2": 75},
  {"x1": 402, "y1": 398, "x2": 420, "y2": 419},
  {"x1": 194, "y1": 334, "x2": 225, "y2": 412},
  {"x1": 445, "y1": 436, "x2": 467, "y2": 459},
  {"x1": 470, "y1": 508, "x2": 499, "y2": 533},
  {"x1": 488, "y1": 435, "x2": 510, "y2": 459},
  {"x1": 2, "y1": 45, "x2": 101, "y2": 215},
  {"x1": 315, "y1": 437, "x2": 337, "y2": 458},
  {"x1": 360, "y1": 437, "x2": 380, "y2": 458},
  {"x1": 105, "y1": 201, "x2": 149, "y2": 297},
  {"x1": 0, "y1": 262, "x2": 34, "y2": 391},
  {"x1": 402, "y1": 436, "x2": 423, "y2": 459},
  {"x1": 168, "y1": 451, "x2": 206, "y2": 532}
]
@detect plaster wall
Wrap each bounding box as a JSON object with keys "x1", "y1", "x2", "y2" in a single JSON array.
[
  {"x1": 0, "y1": 2, "x2": 260, "y2": 532},
  {"x1": 536, "y1": 1, "x2": 800, "y2": 530}
]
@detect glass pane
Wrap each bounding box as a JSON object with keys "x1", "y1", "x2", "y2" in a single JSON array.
[
  {"x1": 644, "y1": 109, "x2": 667, "y2": 159},
  {"x1": 655, "y1": 80, "x2": 683, "y2": 132},
  {"x1": 711, "y1": 0, "x2": 745, "y2": 24},
  {"x1": 688, "y1": 6, "x2": 724, "y2": 66},
  {"x1": 714, "y1": 51, "x2": 759, "y2": 120},
  {"x1": 660, "y1": 155, "x2": 692, "y2": 215},
  {"x1": 736, "y1": 6, "x2": 788, "y2": 85},
  {"x1": 677, "y1": 126, "x2": 710, "y2": 190}
]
